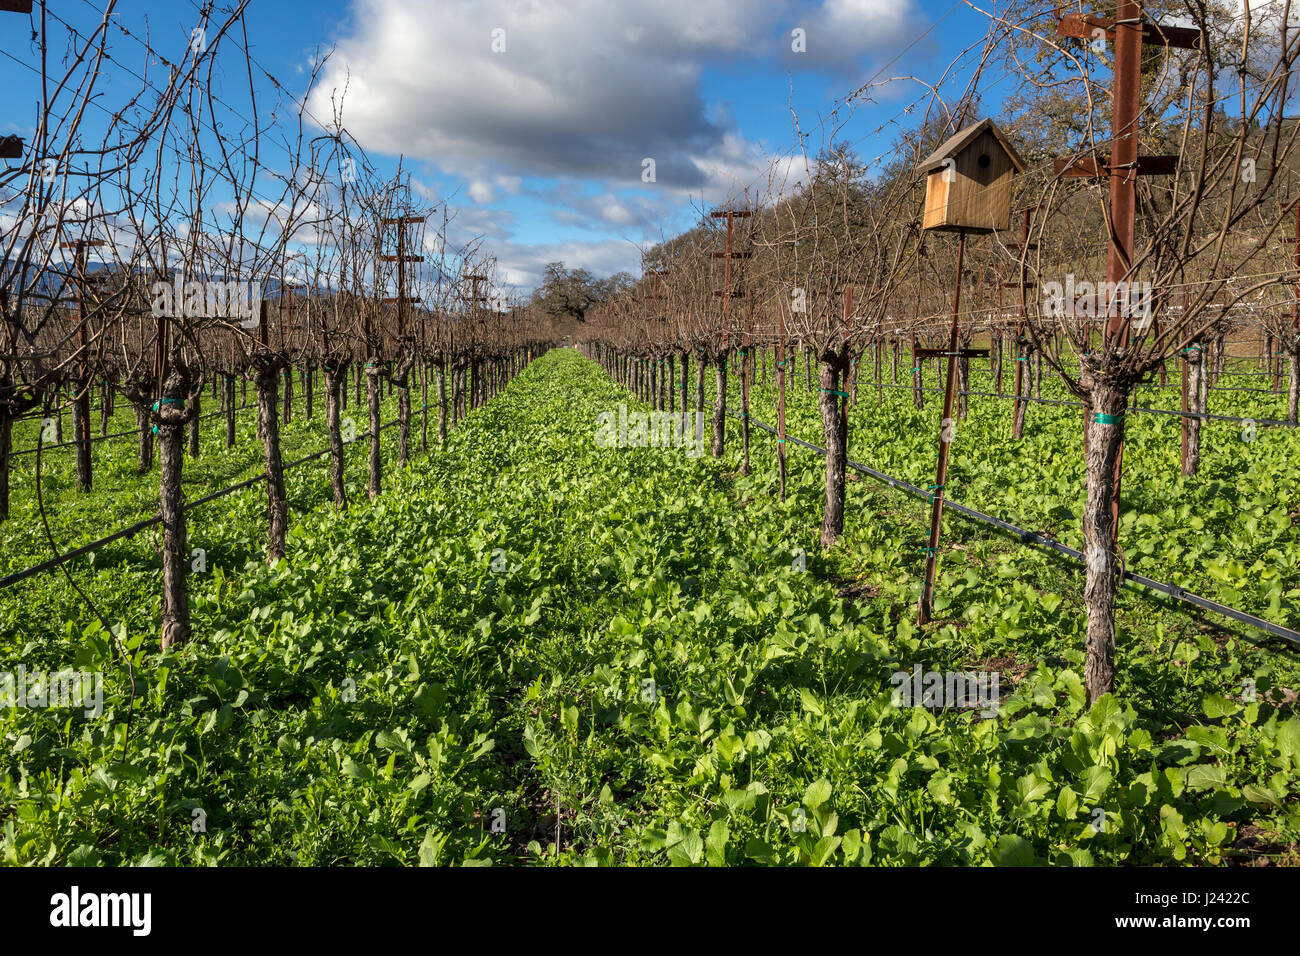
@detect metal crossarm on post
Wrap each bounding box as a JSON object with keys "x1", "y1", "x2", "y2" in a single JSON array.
[
  {"x1": 1056, "y1": 10, "x2": 1202, "y2": 49},
  {"x1": 914, "y1": 347, "x2": 990, "y2": 359},
  {"x1": 1053, "y1": 155, "x2": 1179, "y2": 178}
]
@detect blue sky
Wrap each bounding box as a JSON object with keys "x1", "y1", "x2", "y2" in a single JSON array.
[{"x1": 0, "y1": 0, "x2": 1004, "y2": 295}]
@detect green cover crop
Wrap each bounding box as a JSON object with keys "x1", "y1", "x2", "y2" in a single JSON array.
[{"x1": 1, "y1": 349, "x2": 1297, "y2": 865}]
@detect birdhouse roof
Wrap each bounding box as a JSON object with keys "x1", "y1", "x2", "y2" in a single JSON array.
[{"x1": 915, "y1": 118, "x2": 1025, "y2": 176}]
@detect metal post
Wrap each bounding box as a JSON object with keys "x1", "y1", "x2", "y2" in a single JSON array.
[
  {"x1": 1101, "y1": 0, "x2": 1143, "y2": 539},
  {"x1": 918, "y1": 228, "x2": 966, "y2": 626}
]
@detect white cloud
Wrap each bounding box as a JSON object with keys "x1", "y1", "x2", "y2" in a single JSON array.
[
  {"x1": 488, "y1": 236, "x2": 643, "y2": 290},
  {"x1": 312, "y1": 0, "x2": 921, "y2": 195},
  {"x1": 544, "y1": 184, "x2": 682, "y2": 232},
  {"x1": 445, "y1": 205, "x2": 516, "y2": 243},
  {"x1": 309, "y1": 0, "x2": 925, "y2": 289},
  {"x1": 468, "y1": 179, "x2": 496, "y2": 203}
]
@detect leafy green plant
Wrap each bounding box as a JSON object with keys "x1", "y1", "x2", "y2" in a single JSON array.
[{"x1": 1, "y1": 349, "x2": 1296, "y2": 866}]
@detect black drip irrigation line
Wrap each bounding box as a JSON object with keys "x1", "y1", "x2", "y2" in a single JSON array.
[
  {"x1": 1127, "y1": 405, "x2": 1295, "y2": 428},
  {"x1": 8, "y1": 399, "x2": 259, "y2": 458},
  {"x1": 1035, "y1": 367, "x2": 1283, "y2": 393},
  {"x1": 4, "y1": 366, "x2": 327, "y2": 426},
  {"x1": 1051, "y1": 380, "x2": 1281, "y2": 394},
  {"x1": 794, "y1": 380, "x2": 1297, "y2": 429},
  {"x1": 729, "y1": 408, "x2": 1300, "y2": 646},
  {"x1": 775, "y1": 359, "x2": 1286, "y2": 394},
  {"x1": 998, "y1": 368, "x2": 1285, "y2": 394},
  {"x1": 1185, "y1": 385, "x2": 1278, "y2": 394},
  {"x1": 0, "y1": 420, "x2": 401, "y2": 590}
]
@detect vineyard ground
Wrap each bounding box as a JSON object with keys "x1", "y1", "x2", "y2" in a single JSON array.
[{"x1": 1, "y1": 348, "x2": 1297, "y2": 865}]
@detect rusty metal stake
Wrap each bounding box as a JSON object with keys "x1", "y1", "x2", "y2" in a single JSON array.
[{"x1": 918, "y1": 228, "x2": 966, "y2": 626}]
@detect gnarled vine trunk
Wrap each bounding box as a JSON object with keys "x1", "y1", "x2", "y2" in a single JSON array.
[
  {"x1": 1183, "y1": 346, "x2": 1206, "y2": 476},
  {"x1": 282, "y1": 366, "x2": 294, "y2": 425},
  {"x1": 739, "y1": 349, "x2": 750, "y2": 476},
  {"x1": 437, "y1": 359, "x2": 448, "y2": 441},
  {"x1": 393, "y1": 356, "x2": 413, "y2": 468},
  {"x1": 254, "y1": 359, "x2": 288, "y2": 562},
  {"x1": 187, "y1": 390, "x2": 200, "y2": 459},
  {"x1": 1285, "y1": 337, "x2": 1299, "y2": 424},
  {"x1": 711, "y1": 354, "x2": 727, "y2": 459},
  {"x1": 225, "y1": 374, "x2": 236, "y2": 448},
  {"x1": 1081, "y1": 373, "x2": 1129, "y2": 703},
  {"x1": 72, "y1": 380, "x2": 91, "y2": 491},
  {"x1": 911, "y1": 336, "x2": 924, "y2": 410},
  {"x1": 158, "y1": 354, "x2": 200, "y2": 649},
  {"x1": 956, "y1": 335, "x2": 970, "y2": 421},
  {"x1": 324, "y1": 362, "x2": 347, "y2": 511},
  {"x1": 367, "y1": 363, "x2": 382, "y2": 499},
  {"x1": 678, "y1": 352, "x2": 689, "y2": 433},
  {"x1": 818, "y1": 347, "x2": 850, "y2": 549},
  {"x1": 134, "y1": 403, "x2": 153, "y2": 475},
  {"x1": 100, "y1": 379, "x2": 112, "y2": 437},
  {"x1": 0, "y1": 409, "x2": 10, "y2": 522},
  {"x1": 420, "y1": 361, "x2": 429, "y2": 453},
  {"x1": 695, "y1": 354, "x2": 705, "y2": 445}
]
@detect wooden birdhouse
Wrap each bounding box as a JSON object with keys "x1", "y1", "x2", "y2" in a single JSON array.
[{"x1": 916, "y1": 118, "x2": 1023, "y2": 233}]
